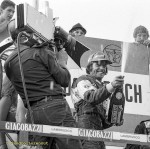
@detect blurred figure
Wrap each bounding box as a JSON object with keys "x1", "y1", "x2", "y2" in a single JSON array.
[
  {"x1": 69, "y1": 23, "x2": 86, "y2": 37},
  {"x1": 125, "y1": 120, "x2": 150, "y2": 149}
]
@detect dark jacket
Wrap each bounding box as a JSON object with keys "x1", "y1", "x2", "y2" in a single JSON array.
[{"x1": 4, "y1": 45, "x2": 70, "y2": 106}]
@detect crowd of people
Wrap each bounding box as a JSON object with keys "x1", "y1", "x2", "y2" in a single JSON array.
[{"x1": 0, "y1": 0, "x2": 149, "y2": 149}]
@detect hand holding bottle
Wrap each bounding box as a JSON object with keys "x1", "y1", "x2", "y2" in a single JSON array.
[{"x1": 111, "y1": 75, "x2": 124, "y2": 89}]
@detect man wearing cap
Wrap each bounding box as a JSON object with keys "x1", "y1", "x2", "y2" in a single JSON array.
[
  {"x1": 71, "y1": 51, "x2": 124, "y2": 149},
  {"x1": 69, "y1": 23, "x2": 86, "y2": 37},
  {"x1": 133, "y1": 25, "x2": 150, "y2": 46}
]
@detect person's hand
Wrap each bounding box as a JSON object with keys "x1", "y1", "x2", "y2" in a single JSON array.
[
  {"x1": 56, "y1": 49, "x2": 68, "y2": 68},
  {"x1": 143, "y1": 39, "x2": 150, "y2": 47},
  {"x1": 111, "y1": 75, "x2": 124, "y2": 89}
]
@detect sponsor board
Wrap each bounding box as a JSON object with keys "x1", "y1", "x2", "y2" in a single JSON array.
[
  {"x1": 119, "y1": 132, "x2": 147, "y2": 142},
  {"x1": 78, "y1": 128, "x2": 113, "y2": 140},
  {"x1": 43, "y1": 125, "x2": 78, "y2": 136},
  {"x1": 5, "y1": 122, "x2": 43, "y2": 132}
]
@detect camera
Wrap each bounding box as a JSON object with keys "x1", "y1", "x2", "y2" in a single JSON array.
[
  {"x1": 6, "y1": 2, "x2": 89, "y2": 68},
  {"x1": 11, "y1": 3, "x2": 76, "y2": 52}
]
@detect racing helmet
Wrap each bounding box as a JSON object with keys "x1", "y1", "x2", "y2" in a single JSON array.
[
  {"x1": 88, "y1": 51, "x2": 112, "y2": 64},
  {"x1": 86, "y1": 51, "x2": 112, "y2": 74}
]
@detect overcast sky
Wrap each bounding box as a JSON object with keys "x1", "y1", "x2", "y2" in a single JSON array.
[{"x1": 1, "y1": 0, "x2": 150, "y2": 43}]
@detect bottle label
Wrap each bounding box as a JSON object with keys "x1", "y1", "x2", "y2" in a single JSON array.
[
  {"x1": 116, "y1": 92, "x2": 122, "y2": 100},
  {"x1": 111, "y1": 104, "x2": 123, "y2": 124}
]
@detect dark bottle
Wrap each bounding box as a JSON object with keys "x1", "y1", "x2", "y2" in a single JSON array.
[{"x1": 107, "y1": 87, "x2": 125, "y2": 126}]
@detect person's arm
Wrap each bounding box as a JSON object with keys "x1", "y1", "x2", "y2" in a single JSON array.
[
  {"x1": 76, "y1": 75, "x2": 124, "y2": 105},
  {"x1": 39, "y1": 48, "x2": 71, "y2": 87},
  {"x1": 76, "y1": 80, "x2": 111, "y2": 105},
  {"x1": 0, "y1": 96, "x2": 11, "y2": 149},
  {"x1": 15, "y1": 96, "x2": 27, "y2": 123}
]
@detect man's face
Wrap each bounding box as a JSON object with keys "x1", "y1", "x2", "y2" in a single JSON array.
[
  {"x1": 135, "y1": 33, "x2": 148, "y2": 44},
  {"x1": 1, "y1": 6, "x2": 15, "y2": 21},
  {"x1": 71, "y1": 28, "x2": 85, "y2": 37},
  {"x1": 90, "y1": 60, "x2": 107, "y2": 80}
]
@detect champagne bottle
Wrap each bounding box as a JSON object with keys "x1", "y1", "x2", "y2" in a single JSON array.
[{"x1": 107, "y1": 87, "x2": 125, "y2": 126}]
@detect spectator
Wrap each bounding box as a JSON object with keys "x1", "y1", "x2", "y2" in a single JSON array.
[
  {"x1": 133, "y1": 25, "x2": 150, "y2": 46},
  {"x1": 69, "y1": 23, "x2": 86, "y2": 37}
]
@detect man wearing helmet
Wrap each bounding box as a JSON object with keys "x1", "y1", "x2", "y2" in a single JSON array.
[{"x1": 71, "y1": 51, "x2": 124, "y2": 149}]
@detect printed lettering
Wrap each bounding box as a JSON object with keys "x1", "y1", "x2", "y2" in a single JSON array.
[
  {"x1": 5, "y1": 122, "x2": 42, "y2": 132},
  {"x1": 125, "y1": 84, "x2": 133, "y2": 102},
  {"x1": 78, "y1": 128, "x2": 112, "y2": 139},
  {"x1": 125, "y1": 84, "x2": 142, "y2": 103},
  {"x1": 24, "y1": 124, "x2": 28, "y2": 131},
  {"x1": 5, "y1": 122, "x2": 9, "y2": 129},
  {"x1": 36, "y1": 125, "x2": 40, "y2": 132},
  {"x1": 134, "y1": 84, "x2": 142, "y2": 103}
]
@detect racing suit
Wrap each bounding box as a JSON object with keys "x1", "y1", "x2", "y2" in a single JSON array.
[{"x1": 71, "y1": 75, "x2": 113, "y2": 149}]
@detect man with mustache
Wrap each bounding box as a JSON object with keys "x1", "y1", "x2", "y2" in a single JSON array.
[{"x1": 71, "y1": 51, "x2": 124, "y2": 149}]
